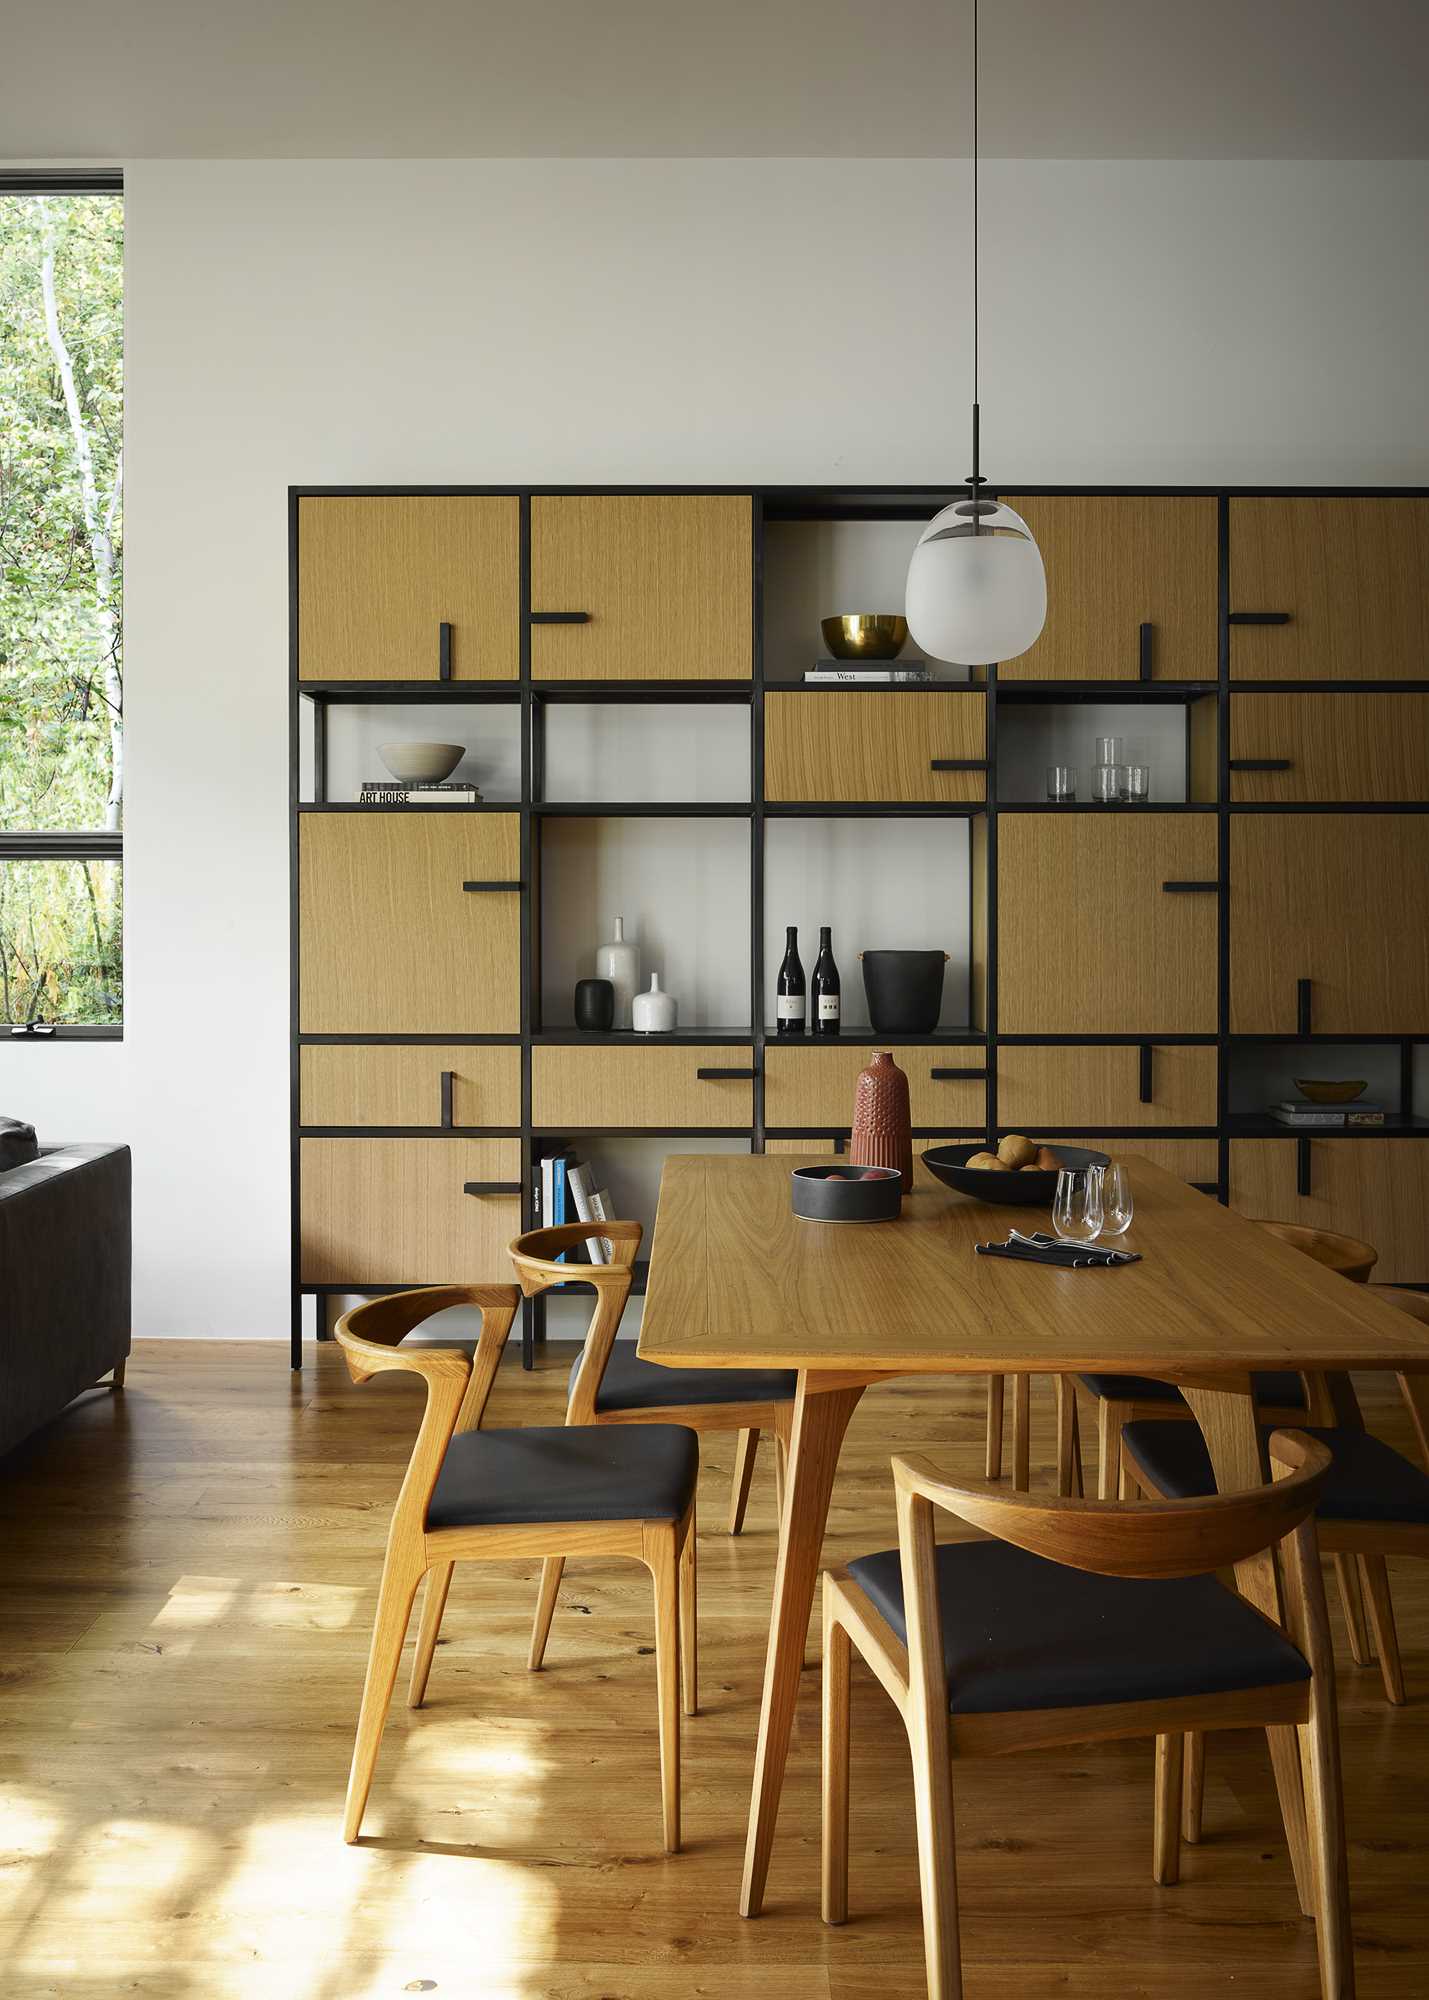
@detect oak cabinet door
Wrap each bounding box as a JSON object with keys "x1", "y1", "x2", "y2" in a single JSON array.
[
  {"x1": 996, "y1": 496, "x2": 1218, "y2": 681},
  {"x1": 997, "y1": 814, "x2": 1219, "y2": 1033},
  {"x1": 1229, "y1": 498, "x2": 1429, "y2": 681},
  {"x1": 764, "y1": 690, "x2": 986, "y2": 803},
  {"x1": 1043, "y1": 1136, "x2": 1219, "y2": 1185},
  {"x1": 299, "y1": 1138, "x2": 521, "y2": 1284},
  {"x1": 299, "y1": 1044, "x2": 521, "y2": 1128},
  {"x1": 297, "y1": 495, "x2": 519, "y2": 682},
  {"x1": 299, "y1": 814, "x2": 521, "y2": 1034},
  {"x1": 1229, "y1": 692, "x2": 1429, "y2": 803},
  {"x1": 997, "y1": 1044, "x2": 1218, "y2": 1130},
  {"x1": 530, "y1": 495, "x2": 753, "y2": 681},
  {"x1": 1228, "y1": 1138, "x2": 1429, "y2": 1284},
  {"x1": 1229, "y1": 815, "x2": 1429, "y2": 1033},
  {"x1": 763, "y1": 1044, "x2": 985, "y2": 1131},
  {"x1": 531, "y1": 1045, "x2": 755, "y2": 1128}
]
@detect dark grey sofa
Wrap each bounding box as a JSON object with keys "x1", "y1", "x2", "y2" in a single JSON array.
[{"x1": 0, "y1": 1140, "x2": 131, "y2": 1458}]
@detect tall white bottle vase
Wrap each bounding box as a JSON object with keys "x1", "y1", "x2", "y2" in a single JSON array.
[
  {"x1": 632, "y1": 974, "x2": 677, "y2": 1035},
  {"x1": 595, "y1": 916, "x2": 640, "y2": 1030}
]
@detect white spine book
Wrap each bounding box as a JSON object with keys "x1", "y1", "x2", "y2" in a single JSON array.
[
  {"x1": 567, "y1": 1162, "x2": 609, "y2": 1263},
  {"x1": 587, "y1": 1186, "x2": 615, "y2": 1266}
]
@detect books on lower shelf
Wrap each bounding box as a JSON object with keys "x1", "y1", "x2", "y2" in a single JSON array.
[
  {"x1": 533, "y1": 1147, "x2": 614, "y2": 1266},
  {"x1": 358, "y1": 780, "x2": 483, "y2": 804},
  {"x1": 1267, "y1": 1102, "x2": 1387, "y2": 1128},
  {"x1": 803, "y1": 658, "x2": 931, "y2": 685}
]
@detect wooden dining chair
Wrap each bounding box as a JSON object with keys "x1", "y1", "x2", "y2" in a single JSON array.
[
  {"x1": 509, "y1": 1220, "x2": 796, "y2": 1668},
  {"x1": 821, "y1": 1436, "x2": 1348, "y2": 2000},
  {"x1": 333, "y1": 1283, "x2": 698, "y2": 1851},
  {"x1": 985, "y1": 1374, "x2": 1084, "y2": 1496}
]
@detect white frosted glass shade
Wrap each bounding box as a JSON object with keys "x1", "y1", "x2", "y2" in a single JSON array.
[{"x1": 905, "y1": 500, "x2": 1047, "y2": 665}]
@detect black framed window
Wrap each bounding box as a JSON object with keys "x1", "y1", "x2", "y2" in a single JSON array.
[{"x1": 0, "y1": 171, "x2": 123, "y2": 1037}]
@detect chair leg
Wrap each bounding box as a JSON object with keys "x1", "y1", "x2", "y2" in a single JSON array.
[
  {"x1": 1153, "y1": 1734, "x2": 1183, "y2": 1885},
  {"x1": 1054, "y1": 1376, "x2": 1083, "y2": 1498},
  {"x1": 905, "y1": 1698, "x2": 963, "y2": 2000},
  {"x1": 528, "y1": 1555, "x2": 566, "y2": 1671},
  {"x1": 1011, "y1": 1375, "x2": 1031, "y2": 1493},
  {"x1": 1299, "y1": 1694, "x2": 1354, "y2": 2000},
  {"x1": 1332, "y1": 1553, "x2": 1372, "y2": 1667},
  {"x1": 680, "y1": 1502, "x2": 698, "y2": 1717},
  {"x1": 110, "y1": 1359, "x2": 126, "y2": 1388},
  {"x1": 343, "y1": 1552, "x2": 423, "y2": 1843},
  {"x1": 1267, "y1": 1724, "x2": 1316, "y2": 1919},
  {"x1": 408, "y1": 1560, "x2": 453, "y2": 1708},
  {"x1": 1359, "y1": 1554, "x2": 1405, "y2": 1705},
  {"x1": 774, "y1": 1433, "x2": 788, "y2": 1525},
  {"x1": 1182, "y1": 1731, "x2": 1205, "y2": 1844},
  {"x1": 985, "y1": 1375, "x2": 1004, "y2": 1480},
  {"x1": 729, "y1": 1428, "x2": 760, "y2": 1534},
  {"x1": 821, "y1": 1590, "x2": 851, "y2": 1926},
  {"x1": 647, "y1": 1522, "x2": 682, "y2": 1854},
  {"x1": 1097, "y1": 1399, "x2": 1125, "y2": 1500}
]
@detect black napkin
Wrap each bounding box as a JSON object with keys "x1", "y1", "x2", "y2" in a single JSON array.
[{"x1": 975, "y1": 1234, "x2": 1141, "y2": 1270}]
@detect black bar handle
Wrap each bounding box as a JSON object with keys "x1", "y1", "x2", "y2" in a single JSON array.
[
  {"x1": 1297, "y1": 977, "x2": 1313, "y2": 1035},
  {"x1": 696, "y1": 1066, "x2": 757, "y2": 1080},
  {"x1": 1139, "y1": 621, "x2": 1154, "y2": 682},
  {"x1": 1297, "y1": 1138, "x2": 1312, "y2": 1199},
  {"x1": 438, "y1": 621, "x2": 452, "y2": 680},
  {"x1": 530, "y1": 611, "x2": 591, "y2": 624},
  {"x1": 463, "y1": 1181, "x2": 522, "y2": 1196},
  {"x1": 930, "y1": 1067, "x2": 987, "y2": 1081},
  {"x1": 1228, "y1": 611, "x2": 1291, "y2": 626},
  {"x1": 462, "y1": 880, "x2": 523, "y2": 892},
  {"x1": 1228, "y1": 758, "x2": 1292, "y2": 772},
  {"x1": 440, "y1": 1069, "x2": 454, "y2": 1130},
  {"x1": 930, "y1": 758, "x2": 989, "y2": 771},
  {"x1": 1161, "y1": 880, "x2": 1219, "y2": 893},
  {"x1": 1139, "y1": 1044, "x2": 1154, "y2": 1105}
]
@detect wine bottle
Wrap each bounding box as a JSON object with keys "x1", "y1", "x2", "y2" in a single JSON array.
[
  {"x1": 775, "y1": 925, "x2": 806, "y2": 1037},
  {"x1": 811, "y1": 925, "x2": 840, "y2": 1037}
]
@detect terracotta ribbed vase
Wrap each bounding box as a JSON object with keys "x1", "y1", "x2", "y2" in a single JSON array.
[{"x1": 849, "y1": 1050, "x2": 913, "y2": 1194}]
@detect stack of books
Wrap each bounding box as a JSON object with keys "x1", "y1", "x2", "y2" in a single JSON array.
[
  {"x1": 1268, "y1": 1100, "x2": 1386, "y2": 1128},
  {"x1": 534, "y1": 1147, "x2": 615, "y2": 1264},
  {"x1": 803, "y1": 657, "x2": 931, "y2": 686},
  {"x1": 358, "y1": 780, "x2": 483, "y2": 805}
]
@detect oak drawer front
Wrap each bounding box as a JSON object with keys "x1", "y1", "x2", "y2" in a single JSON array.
[
  {"x1": 532, "y1": 1046, "x2": 755, "y2": 1128},
  {"x1": 1228, "y1": 1138, "x2": 1429, "y2": 1284},
  {"x1": 1229, "y1": 815, "x2": 1429, "y2": 1034},
  {"x1": 300, "y1": 1045, "x2": 521, "y2": 1129},
  {"x1": 297, "y1": 495, "x2": 519, "y2": 682},
  {"x1": 299, "y1": 1138, "x2": 521, "y2": 1285},
  {"x1": 530, "y1": 495, "x2": 753, "y2": 682},
  {"x1": 763, "y1": 1045, "x2": 986, "y2": 1130},
  {"x1": 1229, "y1": 692, "x2": 1429, "y2": 802},
  {"x1": 764, "y1": 691, "x2": 986, "y2": 803},
  {"x1": 1229, "y1": 498, "x2": 1429, "y2": 682},
  {"x1": 997, "y1": 1045, "x2": 1218, "y2": 1130},
  {"x1": 1044, "y1": 1137, "x2": 1219, "y2": 1185},
  {"x1": 299, "y1": 813, "x2": 521, "y2": 1035},
  {"x1": 997, "y1": 814, "x2": 1220, "y2": 1035}
]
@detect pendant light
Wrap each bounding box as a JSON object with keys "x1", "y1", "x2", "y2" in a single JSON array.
[{"x1": 905, "y1": 0, "x2": 1046, "y2": 666}]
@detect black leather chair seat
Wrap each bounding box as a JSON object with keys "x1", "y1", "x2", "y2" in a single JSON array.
[
  {"x1": 846, "y1": 1539, "x2": 1309, "y2": 1715},
  {"x1": 427, "y1": 1424, "x2": 699, "y2": 1531},
  {"x1": 572, "y1": 1348, "x2": 797, "y2": 1415},
  {"x1": 1122, "y1": 1421, "x2": 1429, "y2": 1525},
  {"x1": 1077, "y1": 1370, "x2": 1307, "y2": 1409}
]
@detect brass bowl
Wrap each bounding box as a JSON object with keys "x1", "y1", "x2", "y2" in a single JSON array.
[
  {"x1": 820, "y1": 613, "x2": 909, "y2": 661},
  {"x1": 1294, "y1": 1078, "x2": 1368, "y2": 1104}
]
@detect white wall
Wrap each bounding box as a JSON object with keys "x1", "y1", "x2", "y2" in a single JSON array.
[{"x1": 7, "y1": 157, "x2": 1427, "y2": 1336}]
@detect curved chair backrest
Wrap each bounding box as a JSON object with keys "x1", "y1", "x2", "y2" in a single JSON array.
[
  {"x1": 508, "y1": 1221, "x2": 644, "y2": 1424},
  {"x1": 1373, "y1": 1284, "x2": 1429, "y2": 1328},
  {"x1": 892, "y1": 1430, "x2": 1331, "y2": 1582},
  {"x1": 1252, "y1": 1218, "x2": 1378, "y2": 1282}
]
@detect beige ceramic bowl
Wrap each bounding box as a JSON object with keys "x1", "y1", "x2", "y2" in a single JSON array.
[{"x1": 379, "y1": 742, "x2": 464, "y2": 784}]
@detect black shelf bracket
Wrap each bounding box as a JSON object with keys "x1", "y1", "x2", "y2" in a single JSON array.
[
  {"x1": 1161, "y1": 880, "x2": 1219, "y2": 893},
  {"x1": 462, "y1": 880, "x2": 523, "y2": 892},
  {"x1": 1228, "y1": 611, "x2": 1291, "y2": 626},
  {"x1": 1297, "y1": 978, "x2": 1313, "y2": 1035},
  {"x1": 1138, "y1": 621, "x2": 1154, "y2": 682},
  {"x1": 530, "y1": 611, "x2": 590, "y2": 624},
  {"x1": 1139, "y1": 1044, "x2": 1154, "y2": 1104},
  {"x1": 438, "y1": 621, "x2": 452, "y2": 681},
  {"x1": 1297, "y1": 1138, "x2": 1312, "y2": 1198},
  {"x1": 696, "y1": 1066, "x2": 757, "y2": 1080}
]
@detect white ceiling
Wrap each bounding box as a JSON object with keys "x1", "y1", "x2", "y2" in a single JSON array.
[{"x1": 3, "y1": 0, "x2": 1427, "y2": 161}]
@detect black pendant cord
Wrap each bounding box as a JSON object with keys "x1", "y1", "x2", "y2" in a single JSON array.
[{"x1": 967, "y1": 0, "x2": 986, "y2": 521}]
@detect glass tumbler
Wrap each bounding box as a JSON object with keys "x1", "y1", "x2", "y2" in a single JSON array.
[
  {"x1": 1092, "y1": 763, "x2": 1122, "y2": 804},
  {"x1": 1046, "y1": 764, "x2": 1077, "y2": 802},
  {"x1": 1124, "y1": 764, "x2": 1150, "y2": 802},
  {"x1": 1094, "y1": 735, "x2": 1123, "y2": 767},
  {"x1": 1100, "y1": 1161, "x2": 1134, "y2": 1236},
  {"x1": 1052, "y1": 1165, "x2": 1104, "y2": 1243}
]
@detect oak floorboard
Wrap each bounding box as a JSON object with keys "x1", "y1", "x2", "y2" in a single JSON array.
[{"x1": 0, "y1": 1341, "x2": 1424, "y2": 1997}]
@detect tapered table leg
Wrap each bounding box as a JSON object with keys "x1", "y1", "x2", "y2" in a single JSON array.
[{"x1": 740, "y1": 1370, "x2": 868, "y2": 1918}]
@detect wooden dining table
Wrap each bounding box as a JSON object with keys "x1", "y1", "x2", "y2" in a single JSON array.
[{"x1": 637, "y1": 1150, "x2": 1429, "y2": 1918}]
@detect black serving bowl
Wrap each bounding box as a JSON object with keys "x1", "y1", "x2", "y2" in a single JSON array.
[
  {"x1": 791, "y1": 1164, "x2": 903, "y2": 1224},
  {"x1": 921, "y1": 1142, "x2": 1110, "y2": 1207}
]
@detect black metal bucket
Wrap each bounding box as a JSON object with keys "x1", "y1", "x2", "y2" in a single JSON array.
[{"x1": 860, "y1": 950, "x2": 949, "y2": 1035}]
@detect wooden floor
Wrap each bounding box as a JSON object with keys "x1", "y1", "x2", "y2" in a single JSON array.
[{"x1": 2, "y1": 1342, "x2": 1426, "y2": 2000}]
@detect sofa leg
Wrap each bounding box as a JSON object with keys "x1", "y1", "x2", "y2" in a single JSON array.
[{"x1": 110, "y1": 1360, "x2": 126, "y2": 1389}]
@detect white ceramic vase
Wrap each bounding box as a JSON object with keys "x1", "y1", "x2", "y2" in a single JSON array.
[
  {"x1": 595, "y1": 916, "x2": 640, "y2": 1030},
  {"x1": 632, "y1": 973, "x2": 677, "y2": 1035}
]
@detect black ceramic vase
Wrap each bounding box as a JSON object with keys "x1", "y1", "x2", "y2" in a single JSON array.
[
  {"x1": 860, "y1": 950, "x2": 949, "y2": 1035},
  {"x1": 574, "y1": 977, "x2": 615, "y2": 1032}
]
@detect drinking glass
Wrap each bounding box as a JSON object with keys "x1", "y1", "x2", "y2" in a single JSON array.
[
  {"x1": 1100, "y1": 1161, "x2": 1134, "y2": 1236},
  {"x1": 1124, "y1": 764, "x2": 1150, "y2": 802},
  {"x1": 1046, "y1": 764, "x2": 1077, "y2": 802},
  {"x1": 1052, "y1": 1165, "x2": 1104, "y2": 1243},
  {"x1": 1094, "y1": 735, "x2": 1123, "y2": 767},
  {"x1": 1091, "y1": 763, "x2": 1121, "y2": 804}
]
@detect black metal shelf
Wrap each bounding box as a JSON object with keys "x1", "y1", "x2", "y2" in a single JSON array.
[
  {"x1": 762, "y1": 1028, "x2": 986, "y2": 1045},
  {"x1": 994, "y1": 680, "x2": 1217, "y2": 704},
  {"x1": 298, "y1": 680, "x2": 521, "y2": 702},
  {"x1": 532, "y1": 801, "x2": 752, "y2": 818},
  {"x1": 1225, "y1": 1114, "x2": 1428, "y2": 1140},
  {"x1": 532, "y1": 1028, "x2": 753, "y2": 1045},
  {"x1": 530, "y1": 680, "x2": 753, "y2": 702},
  {"x1": 296, "y1": 800, "x2": 519, "y2": 813},
  {"x1": 995, "y1": 801, "x2": 1217, "y2": 814}
]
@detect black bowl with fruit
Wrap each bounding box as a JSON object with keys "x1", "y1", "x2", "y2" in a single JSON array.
[{"x1": 921, "y1": 1136, "x2": 1110, "y2": 1207}]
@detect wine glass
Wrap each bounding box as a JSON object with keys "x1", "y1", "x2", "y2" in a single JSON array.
[
  {"x1": 1100, "y1": 1161, "x2": 1134, "y2": 1237},
  {"x1": 1052, "y1": 1165, "x2": 1104, "y2": 1244}
]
